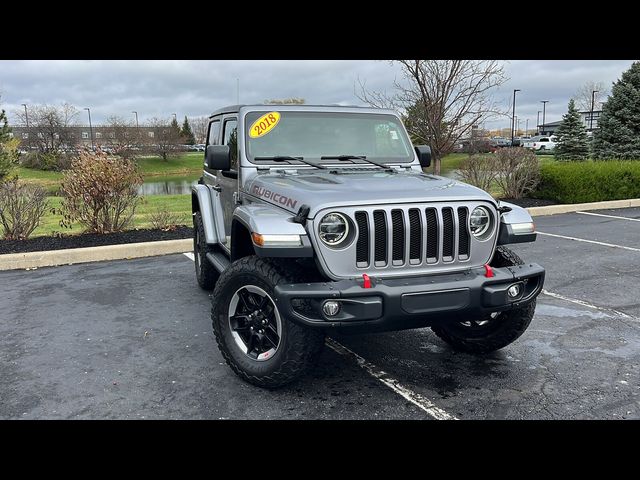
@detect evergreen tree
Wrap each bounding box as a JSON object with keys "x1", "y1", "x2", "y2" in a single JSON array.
[
  {"x1": 181, "y1": 116, "x2": 196, "y2": 145},
  {"x1": 593, "y1": 61, "x2": 640, "y2": 159},
  {"x1": 0, "y1": 108, "x2": 18, "y2": 179},
  {"x1": 170, "y1": 116, "x2": 181, "y2": 136},
  {"x1": 554, "y1": 99, "x2": 590, "y2": 161}
]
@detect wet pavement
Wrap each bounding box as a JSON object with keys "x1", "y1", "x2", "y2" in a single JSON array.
[{"x1": 1, "y1": 207, "x2": 639, "y2": 419}]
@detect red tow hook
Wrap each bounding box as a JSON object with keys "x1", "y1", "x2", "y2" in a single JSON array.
[
  {"x1": 484, "y1": 264, "x2": 494, "y2": 278},
  {"x1": 362, "y1": 273, "x2": 372, "y2": 289}
]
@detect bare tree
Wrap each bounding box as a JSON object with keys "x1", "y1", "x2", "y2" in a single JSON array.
[
  {"x1": 103, "y1": 115, "x2": 137, "y2": 158},
  {"x1": 573, "y1": 81, "x2": 609, "y2": 111},
  {"x1": 189, "y1": 116, "x2": 209, "y2": 144},
  {"x1": 357, "y1": 60, "x2": 507, "y2": 175},
  {"x1": 264, "y1": 97, "x2": 305, "y2": 105},
  {"x1": 146, "y1": 117, "x2": 182, "y2": 161},
  {"x1": 13, "y1": 103, "x2": 79, "y2": 154}
]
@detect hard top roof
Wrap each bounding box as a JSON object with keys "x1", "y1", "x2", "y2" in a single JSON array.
[{"x1": 208, "y1": 104, "x2": 389, "y2": 118}]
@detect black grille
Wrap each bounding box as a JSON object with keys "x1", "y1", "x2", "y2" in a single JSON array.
[
  {"x1": 351, "y1": 205, "x2": 481, "y2": 269},
  {"x1": 442, "y1": 208, "x2": 454, "y2": 258},
  {"x1": 425, "y1": 208, "x2": 438, "y2": 260},
  {"x1": 408, "y1": 209, "x2": 422, "y2": 261},
  {"x1": 458, "y1": 207, "x2": 470, "y2": 257},
  {"x1": 355, "y1": 212, "x2": 369, "y2": 265},
  {"x1": 373, "y1": 210, "x2": 387, "y2": 264},
  {"x1": 391, "y1": 210, "x2": 405, "y2": 262}
]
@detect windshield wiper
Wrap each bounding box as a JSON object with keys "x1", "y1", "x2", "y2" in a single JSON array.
[
  {"x1": 320, "y1": 155, "x2": 394, "y2": 172},
  {"x1": 254, "y1": 156, "x2": 326, "y2": 170}
]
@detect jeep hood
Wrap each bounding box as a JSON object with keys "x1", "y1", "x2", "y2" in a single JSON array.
[{"x1": 244, "y1": 169, "x2": 496, "y2": 218}]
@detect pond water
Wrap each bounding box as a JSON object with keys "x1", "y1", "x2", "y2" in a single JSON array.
[{"x1": 139, "y1": 177, "x2": 199, "y2": 195}]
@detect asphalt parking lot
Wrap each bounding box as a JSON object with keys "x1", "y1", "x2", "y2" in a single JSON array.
[{"x1": 2, "y1": 207, "x2": 639, "y2": 420}]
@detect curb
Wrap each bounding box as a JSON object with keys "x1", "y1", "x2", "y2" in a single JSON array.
[
  {"x1": 0, "y1": 239, "x2": 192, "y2": 271},
  {"x1": 527, "y1": 198, "x2": 640, "y2": 217}
]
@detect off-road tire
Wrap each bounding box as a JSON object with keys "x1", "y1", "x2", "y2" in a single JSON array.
[
  {"x1": 211, "y1": 256, "x2": 325, "y2": 388},
  {"x1": 430, "y1": 246, "x2": 535, "y2": 354},
  {"x1": 193, "y1": 212, "x2": 219, "y2": 290}
]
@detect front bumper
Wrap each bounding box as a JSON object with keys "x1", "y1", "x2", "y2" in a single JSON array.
[{"x1": 273, "y1": 263, "x2": 545, "y2": 333}]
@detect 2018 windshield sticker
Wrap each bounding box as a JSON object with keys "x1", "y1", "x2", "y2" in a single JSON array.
[{"x1": 249, "y1": 112, "x2": 281, "y2": 138}]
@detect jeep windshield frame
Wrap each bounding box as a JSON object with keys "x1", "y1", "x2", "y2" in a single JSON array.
[{"x1": 242, "y1": 108, "x2": 415, "y2": 166}]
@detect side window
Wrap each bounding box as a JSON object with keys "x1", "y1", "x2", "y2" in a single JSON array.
[
  {"x1": 207, "y1": 120, "x2": 221, "y2": 146},
  {"x1": 223, "y1": 119, "x2": 238, "y2": 170}
]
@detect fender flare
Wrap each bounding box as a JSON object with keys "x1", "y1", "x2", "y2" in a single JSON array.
[
  {"x1": 191, "y1": 184, "x2": 226, "y2": 245},
  {"x1": 497, "y1": 201, "x2": 537, "y2": 244},
  {"x1": 233, "y1": 205, "x2": 313, "y2": 257}
]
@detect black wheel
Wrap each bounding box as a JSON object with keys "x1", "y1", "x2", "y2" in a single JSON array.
[
  {"x1": 431, "y1": 246, "x2": 535, "y2": 354},
  {"x1": 193, "y1": 212, "x2": 219, "y2": 290},
  {"x1": 211, "y1": 256, "x2": 325, "y2": 389}
]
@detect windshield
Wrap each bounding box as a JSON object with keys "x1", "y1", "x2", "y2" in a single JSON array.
[{"x1": 244, "y1": 111, "x2": 414, "y2": 164}]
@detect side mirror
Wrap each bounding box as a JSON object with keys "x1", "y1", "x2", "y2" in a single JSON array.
[
  {"x1": 414, "y1": 145, "x2": 431, "y2": 168},
  {"x1": 206, "y1": 145, "x2": 231, "y2": 171}
]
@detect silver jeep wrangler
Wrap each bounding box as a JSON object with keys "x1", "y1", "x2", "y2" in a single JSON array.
[{"x1": 192, "y1": 104, "x2": 545, "y2": 388}]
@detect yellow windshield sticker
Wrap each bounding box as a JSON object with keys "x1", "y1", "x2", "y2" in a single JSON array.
[{"x1": 249, "y1": 112, "x2": 281, "y2": 138}]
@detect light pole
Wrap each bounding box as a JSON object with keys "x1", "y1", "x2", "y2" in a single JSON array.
[
  {"x1": 540, "y1": 101, "x2": 549, "y2": 135},
  {"x1": 511, "y1": 89, "x2": 520, "y2": 146},
  {"x1": 84, "y1": 107, "x2": 94, "y2": 149},
  {"x1": 537, "y1": 111, "x2": 541, "y2": 134},
  {"x1": 132, "y1": 111, "x2": 139, "y2": 146},
  {"x1": 590, "y1": 90, "x2": 599, "y2": 132},
  {"x1": 525, "y1": 119, "x2": 529, "y2": 136},
  {"x1": 21, "y1": 103, "x2": 31, "y2": 150}
]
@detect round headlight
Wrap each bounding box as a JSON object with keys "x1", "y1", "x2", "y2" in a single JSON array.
[
  {"x1": 470, "y1": 207, "x2": 491, "y2": 238},
  {"x1": 318, "y1": 213, "x2": 349, "y2": 246}
]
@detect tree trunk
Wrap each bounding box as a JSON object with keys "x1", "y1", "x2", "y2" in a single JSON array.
[{"x1": 432, "y1": 152, "x2": 441, "y2": 176}]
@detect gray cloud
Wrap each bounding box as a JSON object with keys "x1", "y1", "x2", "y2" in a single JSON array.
[{"x1": 0, "y1": 60, "x2": 634, "y2": 130}]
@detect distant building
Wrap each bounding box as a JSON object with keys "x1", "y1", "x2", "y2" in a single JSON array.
[
  {"x1": 537, "y1": 110, "x2": 602, "y2": 135},
  {"x1": 9, "y1": 125, "x2": 170, "y2": 147}
]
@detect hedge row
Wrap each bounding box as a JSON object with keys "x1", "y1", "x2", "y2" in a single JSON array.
[{"x1": 532, "y1": 161, "x2": 640, "y2": 204}]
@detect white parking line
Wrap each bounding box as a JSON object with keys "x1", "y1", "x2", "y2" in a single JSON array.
[
  {"x1": 325, "y1": 338, "x2": 457, "y2": 420},
  {"x1": 537, "y1": 231, "x2": 640, "y2": 252},
  {"x1": 181, "y1": 253, "x2": 456, "y2": 420},
  {"x1": 541, "y1": 289, "x2": 634, "y2": 320},
  {"x1": 576, "y1": 211, "x2": 640, "y2": 222}
]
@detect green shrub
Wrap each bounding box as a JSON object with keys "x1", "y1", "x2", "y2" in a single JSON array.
[{"x1": 532, "y1": 160, "x2": 640, "y2": 203}]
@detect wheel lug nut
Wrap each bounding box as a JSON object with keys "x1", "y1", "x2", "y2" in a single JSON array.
[{"x1": 250, "y1": 326, "x2": 254, "y2": 330}]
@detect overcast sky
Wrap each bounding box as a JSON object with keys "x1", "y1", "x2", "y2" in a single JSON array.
[{"x1": 0, "y1": 60, "x2": 634, "y2": 131}]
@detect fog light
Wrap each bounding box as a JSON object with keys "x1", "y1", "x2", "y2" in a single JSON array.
[
  {"x1": 322, "y1": 300, "x2": 341, "y2": 317},
  {"x1": 508, "y1": 284, "x2": 521, "y2": 298}
]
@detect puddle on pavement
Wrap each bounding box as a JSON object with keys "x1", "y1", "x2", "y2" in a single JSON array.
[{"x1": 536, "y1": 303, "x2": 612, "y2": 319}]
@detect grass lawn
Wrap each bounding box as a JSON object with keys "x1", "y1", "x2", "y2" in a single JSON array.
[
  {"x1": 15, "y1": 152, "x2": 203, "y2": 191},
  {"x1": 32, "y1": 195, "x2": 192, "y2": 237},
  {"x1": 438, "y1": 153, "x2": 468, "y2": 174},
  {"x1": 135, "y1": 152, "x2": 204, "y2": 177}
]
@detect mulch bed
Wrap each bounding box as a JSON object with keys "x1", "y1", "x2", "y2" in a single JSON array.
[
  {"x1": 0, "y1": 226, "x2": 193, "y2": 255},
  {"x1": 498, "y1": 197, "x2": 558, "y2": 208}
]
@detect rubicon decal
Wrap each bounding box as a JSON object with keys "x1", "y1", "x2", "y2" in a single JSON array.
[{"x1": 252, "y1": 185, "x2": 298, "y2": 209}]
